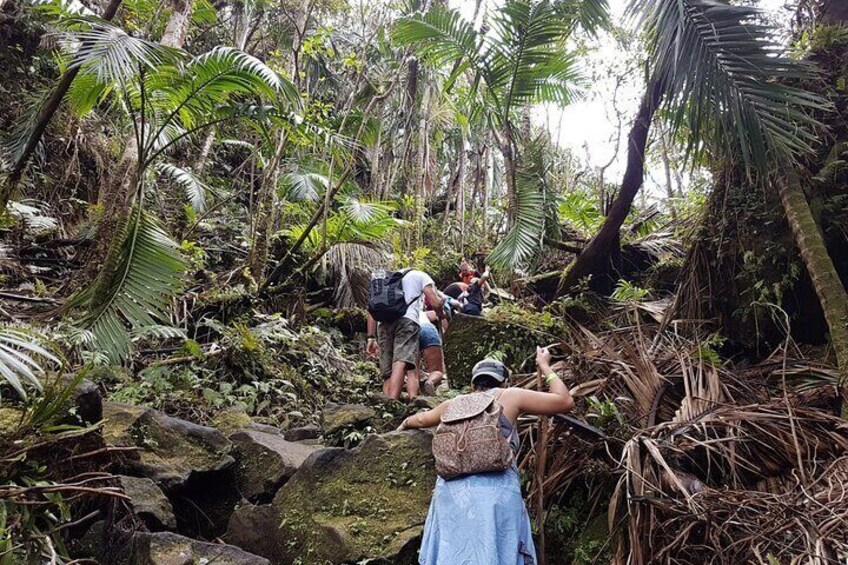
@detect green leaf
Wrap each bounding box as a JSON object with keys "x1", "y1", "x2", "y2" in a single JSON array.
[
  {"x1": 157, "y1": 163, "x2": 210, "y2": 212},
  {"x1": 69, "y1": 208, "x2": 186, "y2": 363},
  {"x1": 631, "y1": 0, "x2": 829, "y2": 173}
]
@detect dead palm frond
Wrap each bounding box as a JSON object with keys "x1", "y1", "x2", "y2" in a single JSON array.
[{"x1": 319, "y1": 242, "x2": 388, "y2": 309}]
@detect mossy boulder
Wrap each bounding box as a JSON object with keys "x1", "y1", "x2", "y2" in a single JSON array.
[
  {"x1": 322, "y1": 402, "x2": 376, "y2": 435},
  {"x1": 442, "y1": 313, "x2": 547, "y2": 388},
  {"x1": 116, "y1": 475, "x2": 176, "y2": 531},
  {"x1": 0, "y1": 407, "x2": 24, "y2": 437},
  {"x1": 227, "y1": 430, "x2": 435, "y2": 564},
  {"x1": 229, "y1": 428, "x2": 322, "y2": 501},
  {"x1": 102, "y1": 402, "x2": 234, "y2": 490}
]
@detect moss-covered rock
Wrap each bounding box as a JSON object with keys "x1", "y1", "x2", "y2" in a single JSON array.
[
  {"x1": 0, "y1": 407, "x2": 24, "y2": 437},
  {"x1": 227, "y1": 430, "x2": 435, "y2": 564},
  {"x1": 442, "y1": 312, "x2": 549, "y2": 388},
  {"x1": 322, "y1": 402, "x2": 376, "y2": 435},
  {"x1": 102, "y1": 402, "x2": 234, "y2": 490},
  {"x1": 80, "y1": 523, "x2": 270, "y2": 564},
  {"x1": 229, "y1": 428, "x2": 321, "y2": 501}
]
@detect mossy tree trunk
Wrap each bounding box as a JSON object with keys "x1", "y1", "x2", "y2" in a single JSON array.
[{"x1": 779, "y1": 170, "x2": 848, "y2": 411}]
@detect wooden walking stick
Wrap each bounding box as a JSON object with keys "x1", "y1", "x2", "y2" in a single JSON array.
[{"x1": 534, "y1": 365, "x2": 549, "y2": 565}]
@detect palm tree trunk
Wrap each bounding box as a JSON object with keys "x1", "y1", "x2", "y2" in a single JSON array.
[
  {"x1": 0, "y1": 0, "x2": 123, "y2": 211},
  {"x1": 247, "y1": 131, "x2": 287, "y2": 283},
  {"x1": 87, "y1": 0, "x2": 193, "y2": 275},
  {"x1": 779, "y1": 170, "x2": 848, "y2": 405},
  {"x1": 562, "y1": 79, "x2": 664, "y2": 291}
]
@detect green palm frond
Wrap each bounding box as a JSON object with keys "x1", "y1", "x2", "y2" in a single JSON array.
[
  {"x1": 157, "y1": 163, "x2": 209, "y2": 211},
  {"x1": 279, "y1": 171, "x2": 327, "y2": 202},
  {"x1": 154, "y1": 47, "x2": 300, "y2": 132},
  {"x1": 393, "y1": 1, "x2": 583, "y2": 112},
  {"x1": 339, "y1": 197, "x2": 396, "y2": 224},
  {"x1": 58, "y1": 18, "x2": 176, "y2": 83},
  {"x1": 631, "y1": 0, "x2": 828, "y2": 172},
  {"x1": 69, "y1": 208, "x2": 186, "y2": 362},
  {"x1": 392, "y1": 5, "x2": 483, "y2": 86},
  {"x1": 0, "y1": 327, "x2": 61, "y2": 400},
  {"x1": 487, "y1": 157, "x2": 547, "y2": 271},
  {"x1": 554, "y1": 0, "x2": 611, "y2": 36},
  {"x1": 487, "y1": 1, "x2": 579, "y2": 108}
]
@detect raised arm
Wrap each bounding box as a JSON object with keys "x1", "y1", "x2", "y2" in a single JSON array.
[
  {"x1": 501, "y1": 347, "x2": 574, "y2": 419},
  {"x1": 397, "y1": 400, "x2": 449, "y2": 430}
]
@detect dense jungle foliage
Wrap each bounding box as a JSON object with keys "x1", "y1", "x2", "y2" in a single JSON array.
[{"x1": 1, "y1": 0, "x2": 848, "y2": 563}]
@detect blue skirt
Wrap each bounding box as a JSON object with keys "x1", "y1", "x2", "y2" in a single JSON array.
[{"x1": 419, "y1": 467, "x2": 537, "y2": 565}]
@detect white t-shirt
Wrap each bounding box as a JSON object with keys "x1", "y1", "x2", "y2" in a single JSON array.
[{"x1": 402, "y1": 269, "x2": 435, "y2": 324}]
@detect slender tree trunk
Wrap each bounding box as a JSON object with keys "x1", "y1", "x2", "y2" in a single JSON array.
[
  {"x1": 88, "y1": 0, "x2": 193, "y2": 273},
  {"x1": 484, "y1": 144, "x2": 493, "y2": 242},
  {"x1": 247, "y1": 131, "x2": 287, "y2": 283},
  {"x1": 779, "y1": 169, "x2": 848, "y2": 406},
  {"x1": 562, "y1": 80, "x2": 664, "y2": 290},
  {"x1": 194, "y1": 130, "x2": 216, "y2": 176},
  {"x1": 659, "y1": 128, "x2": 678, "y2": 220},
  {"x1": 0, "y1": 0, "x2": 123, "y2": 211}
]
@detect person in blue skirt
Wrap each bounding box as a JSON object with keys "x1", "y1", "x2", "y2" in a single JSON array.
[{"x1": 397, "y1": 347, "x2": 575, "y2": 564}]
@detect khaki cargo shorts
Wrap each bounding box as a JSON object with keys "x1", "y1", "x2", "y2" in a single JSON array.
[{"x1": 377, "y1": 316, "x2": 420, "y2": 378}]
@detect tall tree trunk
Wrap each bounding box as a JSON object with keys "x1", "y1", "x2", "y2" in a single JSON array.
[
  {"x1": 562, "y1": 80, "x2": 664, "y2": 290},
  {"x1": 780, "y1": 171, "x2": 848, "y2": 406},
  {"x1": 0, "y1": 0, "x2": 123, "y2": 211}
]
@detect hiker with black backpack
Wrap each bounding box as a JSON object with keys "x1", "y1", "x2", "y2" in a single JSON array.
[
  {"x1": 365, "y1": 268, "x2": 445, "y2": 401},
  {"x1": 397, "y1": 347, "x2": 574, "y2": 564}
]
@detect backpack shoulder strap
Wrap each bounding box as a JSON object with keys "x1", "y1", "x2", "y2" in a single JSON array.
[{"x1": 440, "y1": 393, "x2": 495, "y2": 424}]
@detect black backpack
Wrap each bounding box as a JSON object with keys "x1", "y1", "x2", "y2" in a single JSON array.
[{"x1": 367, "y1": 269, "x2": 412, "y2": 323}]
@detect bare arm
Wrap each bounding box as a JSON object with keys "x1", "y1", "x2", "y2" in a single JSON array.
[
  {"x1": 398, "y1": 400, "x2": 448, "y2": 430},
  {"x1": 422, "y1": 284, "x2": 445, "y2": 319},
  {"x1": 500, "y1": 347, "x2": 575, "y2": 420},
  {"x1": 366, "y1": 313, "x2": 377, "y2": 337},
  {"x1": 365, "y1": 313, "x2": 379, "y2": 357}
]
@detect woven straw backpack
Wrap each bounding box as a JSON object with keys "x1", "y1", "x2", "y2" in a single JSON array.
[{"x1": 432, "y1": 392, "x2": 514, "y2": 480}]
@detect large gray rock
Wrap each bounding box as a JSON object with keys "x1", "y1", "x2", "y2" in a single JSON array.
[
  {"x1": 227, "y1": 430, "x2": 435, "y2": 565},
  {"x1": 102, "y1": 402, "x2": 234, "y2": 490},
  {"x1": 136, "y1": 532, "x2": 270, "y2": 565},
  {"x1": 80, "y1": 523, "x2": 269, "y2": 565},
  {"x1": 116, "y1": 475, "x2": 176, "y2": 530},
  {"x1": 229, "y1": 429, "x2": 321, "y2": 501},
  {"x1": 284, "y1": 424, "x2": 321, "y2": 442},
  {"x1": 322, "y1": 402, "x2": 376, "y2": 435}
]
